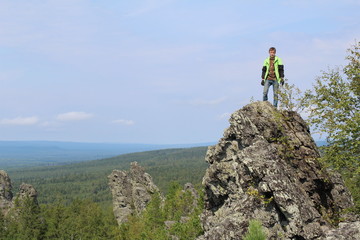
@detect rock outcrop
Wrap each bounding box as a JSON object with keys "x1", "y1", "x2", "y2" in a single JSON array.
[
  {"x1": 199, "y1": 101, "x2": 359, "y2": 240},
  {"x1": 108, "y1": 162, "x2": 161, "y2": 225},
  {"x1": 0, "y1": 170, "x2": 38, "y2": 215},
  {"x1": 17, "y1": 183, "x2": 38, "y2": 204},
  {"x1": 0, "y1": 170, "x2": 13, "y2": 214}
]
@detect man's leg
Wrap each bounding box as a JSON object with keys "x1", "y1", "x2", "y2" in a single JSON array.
[
  {"x1": 263, "y1": 80, "x2": 270, "y2": 101},
  {"x1": 273, "y1": 80, "x2": 279, "y2": 107}
]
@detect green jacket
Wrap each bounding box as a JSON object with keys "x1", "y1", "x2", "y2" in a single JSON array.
[{"x1": 261, "y1": 56, "x2": 284, "y2": 82}]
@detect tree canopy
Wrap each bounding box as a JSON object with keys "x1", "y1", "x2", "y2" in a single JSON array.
[{"x1": 304, "y1": 41, "x2": 360, "y2": 212}]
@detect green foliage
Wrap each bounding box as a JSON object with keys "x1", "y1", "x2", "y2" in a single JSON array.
[
  {"x1": 119, "y1": 182, "x2": 204, "y2": 240},
  {"x1": 168, "y1": 212, "x2": 203, "y2": 240},
  {"x1": 303, "y1": 41, "x2": 360, "y2": 213},
  {"x1": 43, "y1": 199, "x2": 121, "y2": 240},
  {"x1": 3, "y1": 197, "x2": 46, "y2": 240},
  {"x1": 164, "y1": 182, "x2": 194, "y2": 220},
  {"x1": 275, "y1": 41, "x2": 360, "y2": 214},
  {"x1": 166, "y1": 183, "x2": 204, "y2": 240},
  {"x1": 42, "y1": 200, "x2": 68, "y2": 239},
  {"x1": 344, "y1": 40, "x2": 360, "y2": 97},
  {"x1": 243, "y1": 219, "x2": 267, "y2": 240},
  {"x1": 0, "y1": 185, "x2": 204, "y2": 239},
  {"x1": 143, "y1": 193, "x2": 166, "y2": 231},
  {"x1": 1, "y1": 198, "x2": 121, "y2": 240},
  {"x1": 0, "y1": 211, "x2": 6, "y2": 239},
  {"x1": 278, "y1": 79, "x2": 306, "y2": 113}
]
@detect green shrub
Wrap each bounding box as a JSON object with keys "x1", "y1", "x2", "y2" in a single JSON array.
[{"x1": 243, "y1": 219, "x2": 267, "y2": 240}]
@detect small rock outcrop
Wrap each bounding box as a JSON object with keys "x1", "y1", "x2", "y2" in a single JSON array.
[
  {"x1": 0, "y1": 170, "x2": 38, "y2": 215},
  {"x1": 17, "y1": 183, "x2": 38, "y2": 204},
  {"x1": 0, "y1": 170, "x2": 13, "y2": 214},
  {"x1": 199, "y1": 101, "x2": 359, "y2": 240},
  {"x1": 108, "y1": 162, "x2": 161, "y2": 225}
]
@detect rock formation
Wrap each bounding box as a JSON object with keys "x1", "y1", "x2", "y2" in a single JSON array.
[
  {"x1": 17, "y1": 183, "x2": 38, "y2": 204},
  {"x1": 0, "y1": 170, "x2": 38, "y2": 215},
  {"x1": 185, "y1": 182, "x2": 200, "y2": 210},
  {"x1": 198, "y1": 101, "x2": 359, "y2": 240},
  {"x1": 108, "y1": 161, "x2": 161, "y2": 225},
  {"x1": 0, "y1": 170, "x2": 13, "y2": 214}
]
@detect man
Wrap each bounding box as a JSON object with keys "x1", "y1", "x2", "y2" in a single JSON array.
[{"x1": 261, "y1": 47, "x2": 284, "y2": 107}]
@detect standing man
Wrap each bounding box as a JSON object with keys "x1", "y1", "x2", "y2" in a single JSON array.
[{"x1": 261, "y1": 47, "x2": 284, "y2": 107}]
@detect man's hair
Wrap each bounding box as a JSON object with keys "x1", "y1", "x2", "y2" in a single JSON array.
[{"x1": 269, "y1": 47, "x2": 276, "y2": 52}]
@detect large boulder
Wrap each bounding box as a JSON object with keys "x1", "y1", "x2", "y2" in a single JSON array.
[
  {"x1": 108, "y1": 162, "x2": 161, "y2": 225},
  {"x1": 199, "y1": 101, "x2": 359, "y2": 240}
]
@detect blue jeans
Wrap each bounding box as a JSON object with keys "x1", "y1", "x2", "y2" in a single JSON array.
[{"x1": 263, "y1": 80, "x2": 279, "y2": 107}]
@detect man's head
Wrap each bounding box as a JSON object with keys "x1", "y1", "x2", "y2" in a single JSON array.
[{"x1": 269, "y1": 47, "x2": 276, "y2": 57}]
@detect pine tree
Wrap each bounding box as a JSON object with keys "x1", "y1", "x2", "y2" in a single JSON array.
[
  {"x1": 243, "y1": 220, "x2": 267, "y2": 240},
  {"x1": 4, "y1": 196, "x2": 47, "y2": 240}
]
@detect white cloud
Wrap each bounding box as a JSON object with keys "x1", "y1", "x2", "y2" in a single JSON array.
[
  {"x1": 56, "y1": 112, "x2": 93, "y2": 121},
  {"x1": 0, "y1": 116, "x2": 39, "y2": 126},
  {"x1": 40, "y1": 120, "x2": 62, "y2": 127},
  {"x1": 113, "y1": 119, "x2": 135, "y2": 126}
]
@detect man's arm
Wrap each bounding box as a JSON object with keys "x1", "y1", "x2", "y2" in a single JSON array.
[
  {"x1": 261, "y1": 66, "x2": 266, "y2": 85},
  {"x1": 261, "y1": 66, "x2": 267, "y2": 79},
  {"x1": 278, "y1": 65, "x2": 284, "y2": 78}
]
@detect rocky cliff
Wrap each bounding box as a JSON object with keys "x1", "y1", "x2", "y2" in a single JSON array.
[
  {"x1": 108, "y1": 161, "x2": 161, "y2": 225},
  {"x1": 199, "y1": 101, "x2": 359, "y2": 240},
  {"x1": 0, "y1": 170, "x2": 38, "y2": 215}
]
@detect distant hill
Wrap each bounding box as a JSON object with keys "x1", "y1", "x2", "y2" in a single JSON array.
[
  {"x1": 0, "y1": 141, "x2": 214, "y2": 169},
  {"x1": 7, "y1": 146, "x2": 209, "y2": 206}
]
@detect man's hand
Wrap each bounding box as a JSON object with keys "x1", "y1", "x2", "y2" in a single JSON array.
[
  {"x1": 280, "y1": 78, "x2": 284, "y2": 86},
  {"x1": 261, "y1": 80, "x2": 265, "y2": 86}
]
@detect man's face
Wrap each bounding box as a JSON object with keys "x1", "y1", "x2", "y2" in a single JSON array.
[{"x1": 269, "y1": 50, "x2": 276, "y2": 57}]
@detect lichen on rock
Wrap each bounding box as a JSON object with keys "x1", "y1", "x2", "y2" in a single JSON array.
[
  {"x1": 108, "y1": 161, "x2": 161, "y2": 225},
  {"x1": 0, "y1": 170, "x2": 13, "y2": 214}
]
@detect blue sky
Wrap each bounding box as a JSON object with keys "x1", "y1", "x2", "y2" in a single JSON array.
[{"x1": 0, "y1": 0, "x2": 359, "y2": 144}]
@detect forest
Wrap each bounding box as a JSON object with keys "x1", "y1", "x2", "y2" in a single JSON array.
[
  {"x1": 7, "y1": 147, "x2": 208, "y2": 206},
  {"x1": 0, "y1": 182, "x2": 204, "y2": 240},
  {"x1": 1, "y1": 147, "x2": 208, "y2": 239}
]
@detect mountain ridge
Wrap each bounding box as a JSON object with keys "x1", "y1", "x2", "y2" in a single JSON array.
[{"x1": 0, "y1": 140, "x2": 214, "y2": 169}]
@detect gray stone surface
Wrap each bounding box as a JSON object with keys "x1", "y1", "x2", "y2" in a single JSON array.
[
  {"x1": 108, "y1": 161, "x2": 161, "y2": 225},
  {"x1": 17, "y1": 183, "x2": 38, "y2": 203},
  {"x1": 323, "y1": 221, "x2": 360, "y2": 240},
  {"x1": 198, "y1": 101, "x2": 359, "y2": 240},
  {"x1": 0, "y1": 170, "x2": 13, "y2": 214}
]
